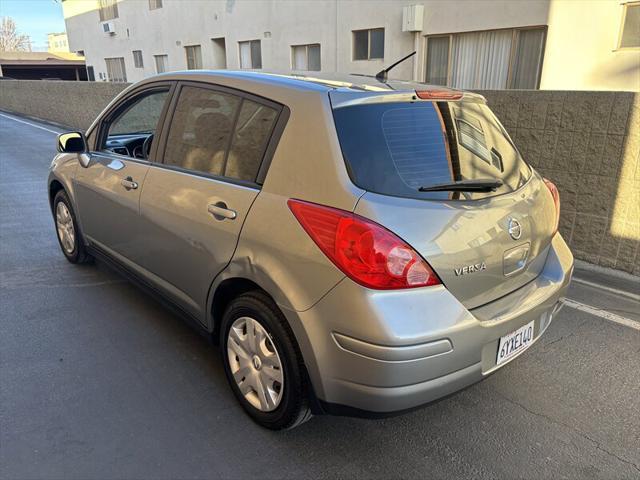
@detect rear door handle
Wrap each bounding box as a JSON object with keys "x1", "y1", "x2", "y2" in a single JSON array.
[
  {"x1": 208, "y1": 202, "x2": 237, "y2": 220},
  {"x1": 121, "y1": 176, "x2": 138, "y2": 190}
]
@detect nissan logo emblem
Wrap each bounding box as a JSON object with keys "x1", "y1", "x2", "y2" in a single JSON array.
[{"x1": 508, "y1": 218, "x2": 522, "y2": 240}]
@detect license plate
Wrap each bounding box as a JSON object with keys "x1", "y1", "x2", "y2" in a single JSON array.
[{"x1": 496, "y1": 320, "x2": 535, "y2": 366}]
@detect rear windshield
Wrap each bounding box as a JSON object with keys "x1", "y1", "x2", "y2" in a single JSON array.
[{"x1": 332, "y1": 100, "x2": 531, "y2": 200}]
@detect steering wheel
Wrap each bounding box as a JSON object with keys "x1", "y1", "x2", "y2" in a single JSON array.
[{"x1": 142, "y1": 134, "x2": 154, "y2": 160}]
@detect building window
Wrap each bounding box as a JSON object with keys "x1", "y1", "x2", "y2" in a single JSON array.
[
  {"x1": 425, "y1": 28, "x2": 546, "y2": 90},
  {"x1": 154, "y1": 54, "x2": 168, "y2": 73},
  {"x1": 149, "y1": 0, "x2": 163, "y2": 10},
  {"x1": 105, "y1": 57, "x2": 127, "y2": 82},
  {"x1": 87, "y1": 66, "x2": 95, "y2": 81},
  {"x1": 353, "y1": 28, "x2": 384, "y2": 60},
  {"x1": 185, "y1": 45, "x2": 202, "y2": 70},
  {"x1": 619, "y1": 2, "x2": 640, "y2": 48},
  {"x1": 239, "y1": 40, "x2": 262, "y2": 69},
  {"x1": 98, "y1": 0, "x2": 119, "y2": 21},
  {"x1": 292, "y1": 44, "x2": 321, "y2": 71},
  {"x1": 132, "y1": 50, "x2": 144, "y2": 68}
]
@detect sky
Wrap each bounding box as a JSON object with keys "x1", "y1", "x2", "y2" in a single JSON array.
[{"x1": 1, "y1": 0, "x2": 66, "y2": 51}]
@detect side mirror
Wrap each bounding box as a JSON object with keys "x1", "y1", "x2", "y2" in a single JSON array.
[{"x1": 57, "y1": 131, "x2": 87, "y2": 154}]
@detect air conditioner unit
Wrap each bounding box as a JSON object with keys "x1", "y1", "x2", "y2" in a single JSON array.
[
  {"x1": 402, "y1": 5, "x2": 424, "y2": 32},
  {"x1": 102, "y1": 22, "x2": 116, "y2": 35}
]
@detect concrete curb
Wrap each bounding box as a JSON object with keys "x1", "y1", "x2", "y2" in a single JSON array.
[{"x1": 574, "y1": 259, "x2": 640, "y2": 283}]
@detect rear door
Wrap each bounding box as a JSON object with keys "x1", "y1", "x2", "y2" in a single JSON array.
[
  {"x1": 331, "y1": 92, "x2": 557, "y2": 309},
  {"x1": 75, "y1": 84, "x2": 173, "y2": 261},
  {"x1": 137, "y1": 82, "x2": 283, "y2": 321}
]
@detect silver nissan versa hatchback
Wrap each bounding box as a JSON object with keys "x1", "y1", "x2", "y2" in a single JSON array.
[{"x1": 49, "y1": 71, "x2": 573, "y2": 430}]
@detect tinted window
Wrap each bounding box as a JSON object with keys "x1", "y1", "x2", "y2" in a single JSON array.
[
  {"x1": 164, "y1": 86, "x2": 240, "y2": 177},
  {"x1": 332, "y1": 100, "x2": 531, "y2": 200},
  {"x1": 226, "y1": 100, "x2": 278, "y2": 181}
]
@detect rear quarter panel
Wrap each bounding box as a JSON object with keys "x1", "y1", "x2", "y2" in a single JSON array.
[{"x1": 229, "y1": 90, "x2": 364, "y2": 312}]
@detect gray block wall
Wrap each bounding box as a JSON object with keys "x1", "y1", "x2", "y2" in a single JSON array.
[
  {"x1": 0, "y1": 80, "x2": 128, "y2": 131},
  {"x1": 480, "y1": 90, "x2": 639, "y2": 275},
  {"x1": 1, "y1": 80, "x2": 638, "y2": 274}
]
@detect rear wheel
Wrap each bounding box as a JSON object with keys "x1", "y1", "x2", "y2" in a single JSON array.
[
  {"x1": 53, "y1": 190, "x2": 91, "y2": 264},
  {"x1": 220, "y1": 291, "x2": 312, "y2": 430}
]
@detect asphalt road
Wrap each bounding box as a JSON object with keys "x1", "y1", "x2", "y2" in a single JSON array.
[{"x1": 1, "y1": 111, "x2": 639, "y2": 480}]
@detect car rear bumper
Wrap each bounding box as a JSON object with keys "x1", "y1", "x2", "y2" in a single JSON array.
[{"x1": 283, "y1": 233, "x2": 574, "y2": 414}]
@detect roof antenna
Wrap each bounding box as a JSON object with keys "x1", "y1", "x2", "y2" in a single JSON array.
[{"x1": 375, "y1": 51, "x2": 416, "y2": 82}]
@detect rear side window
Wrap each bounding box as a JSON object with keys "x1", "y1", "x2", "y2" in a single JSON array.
[
  {"x1": 332, "y1": 100, "x2": 531, "y2": 200},
  {"x1": 163, "y1": 85, "x2": 278, "y2": 183},
  {"x1": 164, "y1": 86, "x2": 240, "y2": 177},
  {"x1": 226, "y1": 100, "x2": 278, "y2": 181}
]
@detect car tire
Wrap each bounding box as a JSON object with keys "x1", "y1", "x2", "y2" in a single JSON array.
[
  {"x1": 53, "y1": 190, "x2": 92, "y2": 264},
  {"x1": 220, "y1": 291, "x2": 312, "y2": 430}
]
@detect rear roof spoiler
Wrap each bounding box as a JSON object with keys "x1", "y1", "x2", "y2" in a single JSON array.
[{"x1": 329, "y1": 90, "x2": 486, "y2": 109}]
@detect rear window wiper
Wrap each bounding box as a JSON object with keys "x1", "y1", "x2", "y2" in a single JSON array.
[{"x1": 418, "y1": 178, "x2": 503, "y2": 193}]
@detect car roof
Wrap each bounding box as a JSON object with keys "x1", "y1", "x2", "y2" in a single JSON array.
[{"x1": 144, "y1": 70, "x2": 485, "y2": 101}]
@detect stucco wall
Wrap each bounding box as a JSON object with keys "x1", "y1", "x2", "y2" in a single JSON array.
[
  {"x1": 1, "y1": 80, "x2": 638, "y2": 274},
  {"x1": 61, "y1": 0, "x2": 639, "y2": 91},
  {"x1": 541, "y1": 1, "x2": 640, "y2": 92}
]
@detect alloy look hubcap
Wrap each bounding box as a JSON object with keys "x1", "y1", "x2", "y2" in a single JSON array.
[
  {"x1": 227, "y1": 317, "x2": 284, "y2": 412},
  {"x1": 56, "y1": 202, "x2": 75, "y2": 254}
]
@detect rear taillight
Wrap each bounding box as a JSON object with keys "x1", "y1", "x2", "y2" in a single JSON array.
[
  {"x1": 415, "y1": 90, "x2": 463, "y2": 100},
  {"x1": 287, "y1": 199, "x2": 441, "y2": 290},
  {"x1": 543, "y1": 178, "x2": 560, "y2": 235}
]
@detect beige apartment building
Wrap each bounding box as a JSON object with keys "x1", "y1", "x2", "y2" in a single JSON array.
[
  {"x1": 62, "y1": 0, "x2": 639, "y2": 91},
  {"x1": 47, "y1": 32, "x2": 71, "y2": 53}
]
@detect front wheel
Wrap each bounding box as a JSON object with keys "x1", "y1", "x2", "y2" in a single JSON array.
[
  {"x1": 53, "y1": 190, "x2": 91, "y2": 264},
  {"x1": 221, "y1": 291, "x2": 312, "y2": 430}
]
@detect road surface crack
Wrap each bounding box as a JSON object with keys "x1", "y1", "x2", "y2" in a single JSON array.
[{"x1": 496, "y1": 392, "x2": 640, "y2": 474}]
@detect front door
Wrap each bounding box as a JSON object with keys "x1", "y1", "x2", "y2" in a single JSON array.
[
  {"x1": 74, "y1": 86, "x2": 172, "y2": 262},
  {"x1": 137, "y1": 83, "x2": 281, "y2": 321}
]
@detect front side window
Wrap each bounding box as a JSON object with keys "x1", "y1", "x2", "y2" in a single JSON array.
[
  {"x1": 239, "y1": 40, "x2": 262, "y2": 69},
  {"x1": 185, "y1": 45, "x2": 202, "y2": 70},
  {"x1": 620, "y1": 2, "x2": 640, "y2": 48},
  {"x1": 353, "y1": 28, "x2": 384, "y2": 60},
  {"x1": 132, "y1": 50, "x2": 143, "y2": 68},
  {"x1": 292, "y1": 44, "x2": 321, "y2": 71},
  {"x1": 425, "y1": 28, "x2": 545, "y2": 89},
  {"x1": 154, "y1": 54, "x2": 168, "y2": 73},
  {"x1": 101, "y1": 90, "x2": 170, "y2": 159},
  {"x1": 98, "y1": 0, "x2": 118, "y2": 21},
  {"x1": 105, "y1": 57, "x2": 127, "y2": 82}
]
